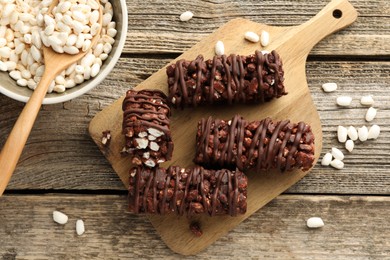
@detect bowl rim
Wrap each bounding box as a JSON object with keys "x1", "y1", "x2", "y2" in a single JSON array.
[{"x1": 0, "y1": 0, "x2": 128, "y2": 105}]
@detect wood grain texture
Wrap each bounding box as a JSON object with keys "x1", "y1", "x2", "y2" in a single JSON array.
[
  {"x1": 123, "y1": 0, "x2": 390, "y2": 55},
  {"x1": 0, "y1": 194, "x2": 389, "y2": 259},
  {"x1": 1, "y1": 59, "x2": 388, "y2": 194},
  {"x1": 0, "y1": 0, "x2": 387, "y2": 257}
]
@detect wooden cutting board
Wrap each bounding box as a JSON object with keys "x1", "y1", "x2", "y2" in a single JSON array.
[{"x1": 89, "y1": 0, "x2": 357, "y2": 255}]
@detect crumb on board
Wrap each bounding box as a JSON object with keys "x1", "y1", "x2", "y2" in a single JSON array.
[
  {"x1": 190, "y1": 222, "x2": 203, "y2": 237},
  {"x1": 102, "y1": 130, "x2": 111, "y2": 146}
]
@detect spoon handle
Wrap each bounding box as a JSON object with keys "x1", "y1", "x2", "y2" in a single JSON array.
[{"x1": 0, "y1": 70, "x2": 55, "y2": 195}]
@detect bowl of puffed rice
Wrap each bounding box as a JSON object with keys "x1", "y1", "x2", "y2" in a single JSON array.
[{"x1": 0, "y1": 0, "x2": 127, "y2": 104}]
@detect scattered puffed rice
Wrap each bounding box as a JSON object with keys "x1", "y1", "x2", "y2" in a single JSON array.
[
  {"x1": 331, "y1": 147, "x2": 344, "y2": 161},
  {"x1": 244, "y1": 31, "x2": 259, "y2": 43},
  {"x1": 330, "y1": 159, "x2": 344, "y2": 169},
  {"x1": 306, "y1": 217, "x2": 324, "y2": 228},
  {"x1": 260, "y1": 30, "x2": 269, "y2": 47},
  {"x1": 365, "y1": 107, "x2": 377, "y2": 122},
  {"x1": 347, "y1": 126, "x2": 358, "y2": 141},
  {"x1": 180, "y1": 11, "x2": 193, "y2": 22},
  {"x1": 358, "y1": 126, "x2": 368, "y2": 142},
  {"x1": 360, "y1": 95, "x2": 374, "y2": 106},
  {"x1": 322, "y1": 82, "x2": 337, "y2": 92},
  {"x1": 215, "y1": 40, "x2": 224, "y2": 56},
  {"x1": 321, "y1": 152, "x2": 332, "y2": 166},
  {"x1": 337, "y1": 126, "x2": 348, "y2": 143},
  {"x1": 336, "y1": 96, "x2": 352, "y2": 107},
  {"x1": 345, "y1": 140, "x2": 354, "y2": 152},
  {"x1": 53, "y1": 210, "x2": 68, "y2": 224},
  {"x1": 368, "y1": 125, "x2": 380, "y2": 139},
  {"x1": 76, "y1": 219, "x2": 85, "y2": 236}
]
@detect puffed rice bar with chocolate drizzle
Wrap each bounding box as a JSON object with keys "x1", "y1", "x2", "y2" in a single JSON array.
[
  {"x1": 194, "y1": 115, "x2": 315, "y2": 172},
  {"x1": 166, "y1": 50, "x2": 286, "y2": 108},
  {"x1": 128, "y1": 165, "x2": 247, "y2": 217},
  {"x1": 122, "y1": 89, "x2": 174, "y2": 168}
]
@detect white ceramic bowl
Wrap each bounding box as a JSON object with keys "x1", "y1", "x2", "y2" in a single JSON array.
[{"x1": 0, "y1": 0, "x2": 128, "y2": 104}]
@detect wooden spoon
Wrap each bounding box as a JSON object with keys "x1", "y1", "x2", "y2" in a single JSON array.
[{"x1": 0, "y1": 0, "x2": 103, "y2": 195}]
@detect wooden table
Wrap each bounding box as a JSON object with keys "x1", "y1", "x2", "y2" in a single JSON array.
[{"x1": 1, "y1": 0, "x2": 389, "y2": 259}]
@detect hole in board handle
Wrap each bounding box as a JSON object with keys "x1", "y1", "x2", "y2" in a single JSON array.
[{"x1": 333, "y1": 9, "x2": 343, "y2": 19}]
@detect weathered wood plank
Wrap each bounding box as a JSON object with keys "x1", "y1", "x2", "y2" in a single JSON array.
[
  {"x1": 123, "y1": 0, "x2": 390, "y2": 55},
  {"x1": 1, "y1": 59, "x2": 389, "y2": 193},
  {"x1": 0, "y1": 194, "x2": 388, "y2": 259}
]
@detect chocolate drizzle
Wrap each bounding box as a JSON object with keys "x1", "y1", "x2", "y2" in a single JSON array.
[
  {"x1": 128, "y1": 166, "x2": 247, "y2": 217},
  {"x1": 122, "y1": 89, "x2": 171, "y2": 134},
  {"x1": 194, "y1": 115, "x2": 315, "y2": 172},
  {"x1": 166, "y1": 50, "x2": 286, "y2": 108}
]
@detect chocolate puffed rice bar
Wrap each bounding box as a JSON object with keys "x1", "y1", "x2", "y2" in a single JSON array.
[
  {"x1": 122, "y1": 89, "x2": 174, "y2": 168},
  {"x1": 194, "y1": 115, "x2": 315, "y2": 172},
  {"x1": 128, "y1": 165, "x2": 247, "y2": 217},
  {"x1": 166, "y1": 50, "x2": 286, "y2": 108}
]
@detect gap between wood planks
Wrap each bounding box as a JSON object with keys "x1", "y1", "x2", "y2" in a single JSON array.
[
  {"x1": 3, "y1": 189, "x2": 390, "y2": 198},
  {"x1": 119, "y1": 52, "x2": 390, "y2": 61}
]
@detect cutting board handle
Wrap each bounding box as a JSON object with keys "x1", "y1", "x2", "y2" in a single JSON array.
[{"x1": 286, "y1": 0, "x2": 358, "y2": 57}]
